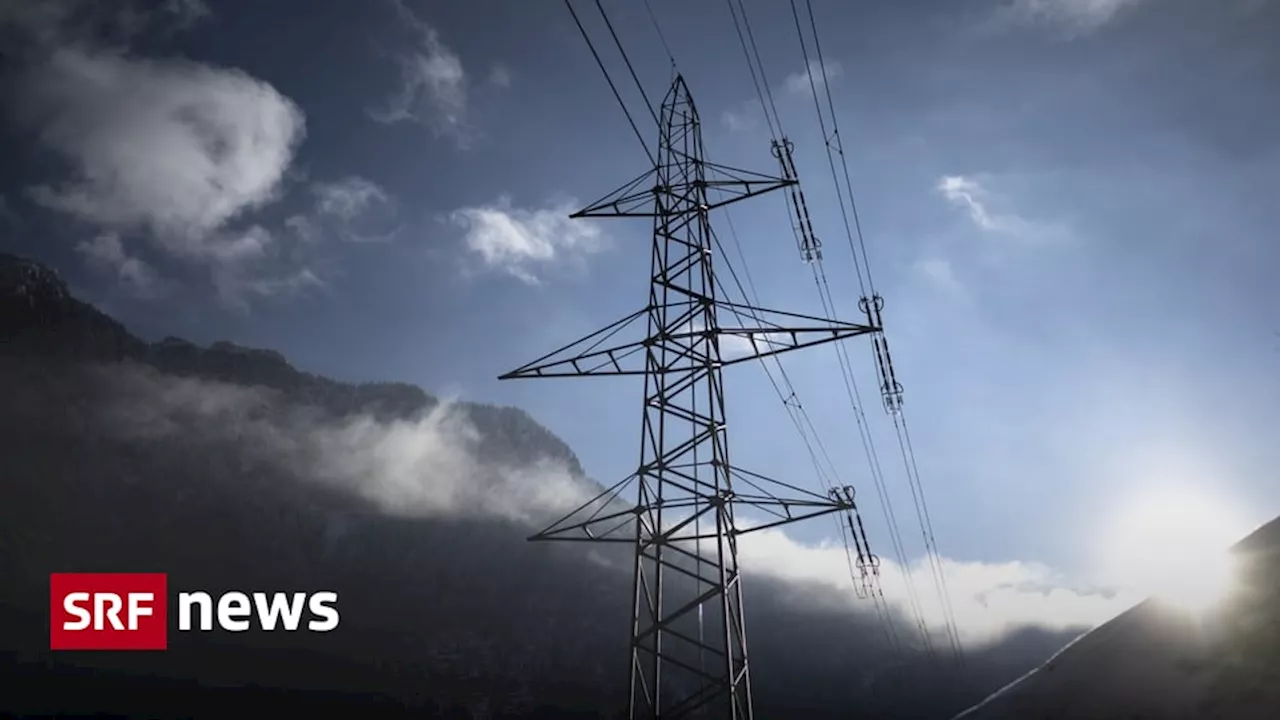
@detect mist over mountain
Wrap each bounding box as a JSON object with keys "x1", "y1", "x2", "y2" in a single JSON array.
[
  {"x1": 952, "y1": 517, "x2": 1280, "y2": 720},
  {"x1": 0, "y1": 252, "x2": 1080, "y2": 718}
]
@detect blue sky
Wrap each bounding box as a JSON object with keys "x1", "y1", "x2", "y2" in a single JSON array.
[{"x1": 2, "y1": 0, "x2": 1279, "y2": 642}]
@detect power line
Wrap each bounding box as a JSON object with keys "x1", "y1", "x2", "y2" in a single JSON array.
[
  {"x1": 725, "y1": 0, "x2": 939, "y2": 657},
  {"x1": 788, "y1": 0, "x2": 866, "y2": 297},
  {"x1": 562, "y1": 0, "x2": 655, "y2": 165},
  {"x1": 792, "y1": 0, "x2": 966, "y2": 663},
  {"x1": 724, "y1": 0, "x2": 780, "y2": 141},
  {"x1": 641, "y1": 0, "x2": 677, "y2": 70},
  {"x1": 802, "y1": 0, "x2": 877, "y2": 297},
  {"x1": 714, "y1": 212, "x2": 903, "y2": 655},
  {"x1": 594, "y1": 0, "x2": 661, "y2": 129}
]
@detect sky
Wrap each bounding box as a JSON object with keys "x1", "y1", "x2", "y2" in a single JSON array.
[{"x1": 2, "y1": 0, "x2": 1279, "y2": 647}]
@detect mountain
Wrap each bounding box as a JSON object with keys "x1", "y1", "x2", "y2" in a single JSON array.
[
  {"x1": 0, "y1": 252, "x2": 1076, "y2": 718},
  {"x1": 0, "y1": 252, "x2": 585, "y2": 476},
  {"x1": 952, "y1": 517, "x2": 1280, "y2": 720}
]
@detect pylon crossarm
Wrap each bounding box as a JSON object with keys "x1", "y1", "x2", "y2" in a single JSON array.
[
  {"x1": 498, "y1": 306, "x2": 649, "y2": 379},
  {"x1": 531, "y1": 506, "x2": 638, "y2": 542},
  {"x1": 729, "y1": 463, "x2": 842, "y2": 503},
  {"x1": 534, "y1": 490, "x2": 747, "y2": 544},
  {"x1": 500, "y1": 324, "x2": 876, "y2": 378},
  {"x1": 719, "y1": 465, "x2": 855, "y2": 533},
  {"x1": 526, "y1": 472, "x2": 638, "y2": 540},
  {"x1": 573, "y1": 167, "x2": 660, "y2": 218},
  {"x1": 715, "y1": 299, "x2": 876, "y2": 327},
  {"x1": 573, "y1": 161, "x2": 795, "y2": 218},
  {"x1": 718, "y1": 325, "x2": 877, "y2": 366},
  {"x1": 731, "y1": 508, "x2": 850, "y2": 537}
]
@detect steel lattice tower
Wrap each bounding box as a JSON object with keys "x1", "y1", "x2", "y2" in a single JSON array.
[{"x1": 499, "y1": 75, "x2": 880, "y2": 719}]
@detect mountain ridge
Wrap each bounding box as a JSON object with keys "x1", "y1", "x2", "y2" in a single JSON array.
[
  {"x1": 952, "y1": 515, "x2": 1280, "y2": 720},
  {"x1": 0, "y1": 250, "x2": 1081, "y2": 718},
  {"x1": 0, "y1": 251, "x2": 586, "y2": 478}
]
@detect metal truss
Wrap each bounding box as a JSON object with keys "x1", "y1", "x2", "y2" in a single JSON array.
[{"x1": 499, "y1": 75, "x2": 881, "y2": 719}]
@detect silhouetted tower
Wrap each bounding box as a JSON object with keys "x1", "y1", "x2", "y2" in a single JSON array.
[{"x1": 499, "y1": 75, "x2": 880, "y2": 719}]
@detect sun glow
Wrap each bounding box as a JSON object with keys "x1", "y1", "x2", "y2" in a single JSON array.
[{"x1": 1096, "y1": 480, "x2": 1247, "y2": 615}]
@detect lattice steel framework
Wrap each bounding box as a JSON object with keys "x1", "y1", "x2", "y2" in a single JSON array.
[{"x1": 499, "y1": 75, "x2": 880, "y2": 719}]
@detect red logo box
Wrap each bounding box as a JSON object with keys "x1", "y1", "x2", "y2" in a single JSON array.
[{"x1": 50, "y1": 573, "x2": 168, "y2": 650}]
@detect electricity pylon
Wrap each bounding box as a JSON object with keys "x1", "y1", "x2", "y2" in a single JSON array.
[{"x1": 499, "y1": 75, "x2": 880, "y2": 719}]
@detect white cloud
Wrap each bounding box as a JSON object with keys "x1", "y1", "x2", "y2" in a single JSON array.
[
  {"x1": 98, "y1": 365, "x2": 593, "y2": 524},
  {"x1": 721, "y1": 103, "x2": 758, "y2": 133},
  {"x1": 914, "y1": 256, "x2": 967, "y2": 299},
  {"x1": 938, "y1": 175, "x2": 999, "y2": 231},
  {"x1": 738, "y1": 527, "x2": 1138, "y2": 647},
  {"x1": 368, "y1": 0, "x2": 473, "y2": 146},
  {"x1": 0, "y1": 6, "x2": 379, "y2": 309},
  {"x1": 488, "y1": 64, "x2": 512, "y2": 89},
  {"x1": 75, "y1": 232, "x2": 163, "y2": 297},
  {"x1": 309, "y1": 176, "x2": 399, "y2": 242},
  {"x1": 312, "y1": 175, "x2": 386, "y2": 219},
  {"x1": 89, "y1": 357, "x2": 1140, "y2": 650},
  {"x1": 206, "y1": 225, "x2": 324, "y2": 311},
  {"x1": 161, "y1": 0, "x2": 211, "y2": 31},
  {"x1": 312, "y1": 177, "x2": 388, "y2": 221},
  {"x1": 450, "y1": 197, "x2": 607, "y2": 285},
  {"x1": 0, "y1": 0, "x2": 209, "y2": 48},
  {"x1": 284, "y1": 214, "x2": 323, "y2": 244},
  {"x1": 936, "y1": 174, "x2": 1068, "y2": 245},
  {"x1": 995, "y1": 0, "x2": 1143, "y2": 33},
  {"x1": 784, "y1": 59, "x2": 843, "y2": 95},
  {"x1": 17, "y1": 49, "x2": 305, "y2": 247}
]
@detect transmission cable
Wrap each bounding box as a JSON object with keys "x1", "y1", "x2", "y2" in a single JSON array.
[
  {"x1": 562, "y1": 0, "x2": 655, "y2": 164},
  {"x1": 724, "y1": 0, "x2": 780, "y2": 141},
  {"x1": 594, "y1": 0, "x2": 662, "y2": 130},
  {"x1": 642, "y1": 0, "x2": 677, "y2": 72},
  {"x1": 727, "y1": 0, "x2": 940, "y2": 658},
  {"x1": 722, "y1": 0, "x2": 933, "y2": 656},
  {"x1": 792, "y1": 0, "x2": 966, "y2": 662},
  {"x1": 712, "y1": 214, "x2": 902, "y2": 657}
]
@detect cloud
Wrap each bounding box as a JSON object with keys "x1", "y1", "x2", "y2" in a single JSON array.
[
  {"x1": 450, "y1": 197, "x2": 607, "y2": 285},
  {"x1": 784, "y1": 59, "x2": 843, "y2": 95},
  {"x1": 721, "y1": 102, "x2": 759, "y2": 133},
  {"x1": 936, "y1": 174, "x2": 1067, "y2": 245},
  {"x1": 161, "y1": 0, "x2": 211, "y2": 31},
  {"x1": 204, "y1": 225, "x2": 325, "y2": 311},
  {"x1": 993, "y1": 0, "x2": 1144, "y2": 34},
  {"x1": 0, "y1": 0, "x2": 210, "y2": 50},
  {"x1": 914, "y1": 256, "x2": 968, "y2": 299},
  {"x1": 738, "y1": 527, "x2": 1137, "y2": 647},
  {"x1": 75, "y1": 232, "x2": 164, "y2": 298},
  {"x1": 96, "y1": 364, "x2": 593, "y2": 525},
  {"x1": 488, "y1": 64, "x2": 512, "y2": 89},
  {"x1": 91, "y1": 358, "x2": 1132, "y2": 648},
  {"x1": 0, "y1": 3, "x2": 381, "y2": 309},
  {"x1": 312, "y1": 177, "x2": 387, "y2": 222},
  {"x1": 308, "y1": 176, "x2": 400, "y2": 242},
  {"x1": 720, "y1": 59, "x2": 838, "y2": 133},
  {"x1": 284, "y1": 214, "x2": 323, "y2": 244},
  {"x1": 16, "y1": 49, "x2": 304, "y2": 245},
  {"x1": 938, "y1": 176, "x2": 1000, "y2": 231},
  {"x1": 368, "y1": 0, "x2": 473, "y2": 146}
]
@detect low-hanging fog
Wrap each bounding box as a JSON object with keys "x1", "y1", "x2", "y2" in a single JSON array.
[{"x1": 0, "y1": 345, "x2": 1131, "y2": 717}]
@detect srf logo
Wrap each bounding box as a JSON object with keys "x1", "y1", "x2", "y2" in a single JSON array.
[
  {"x1": 50, "y1": 573, "x2": 168, "y2": 650},
  {"x1": 50, "y1": 573, "x2": 340, "y2": 651}
]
